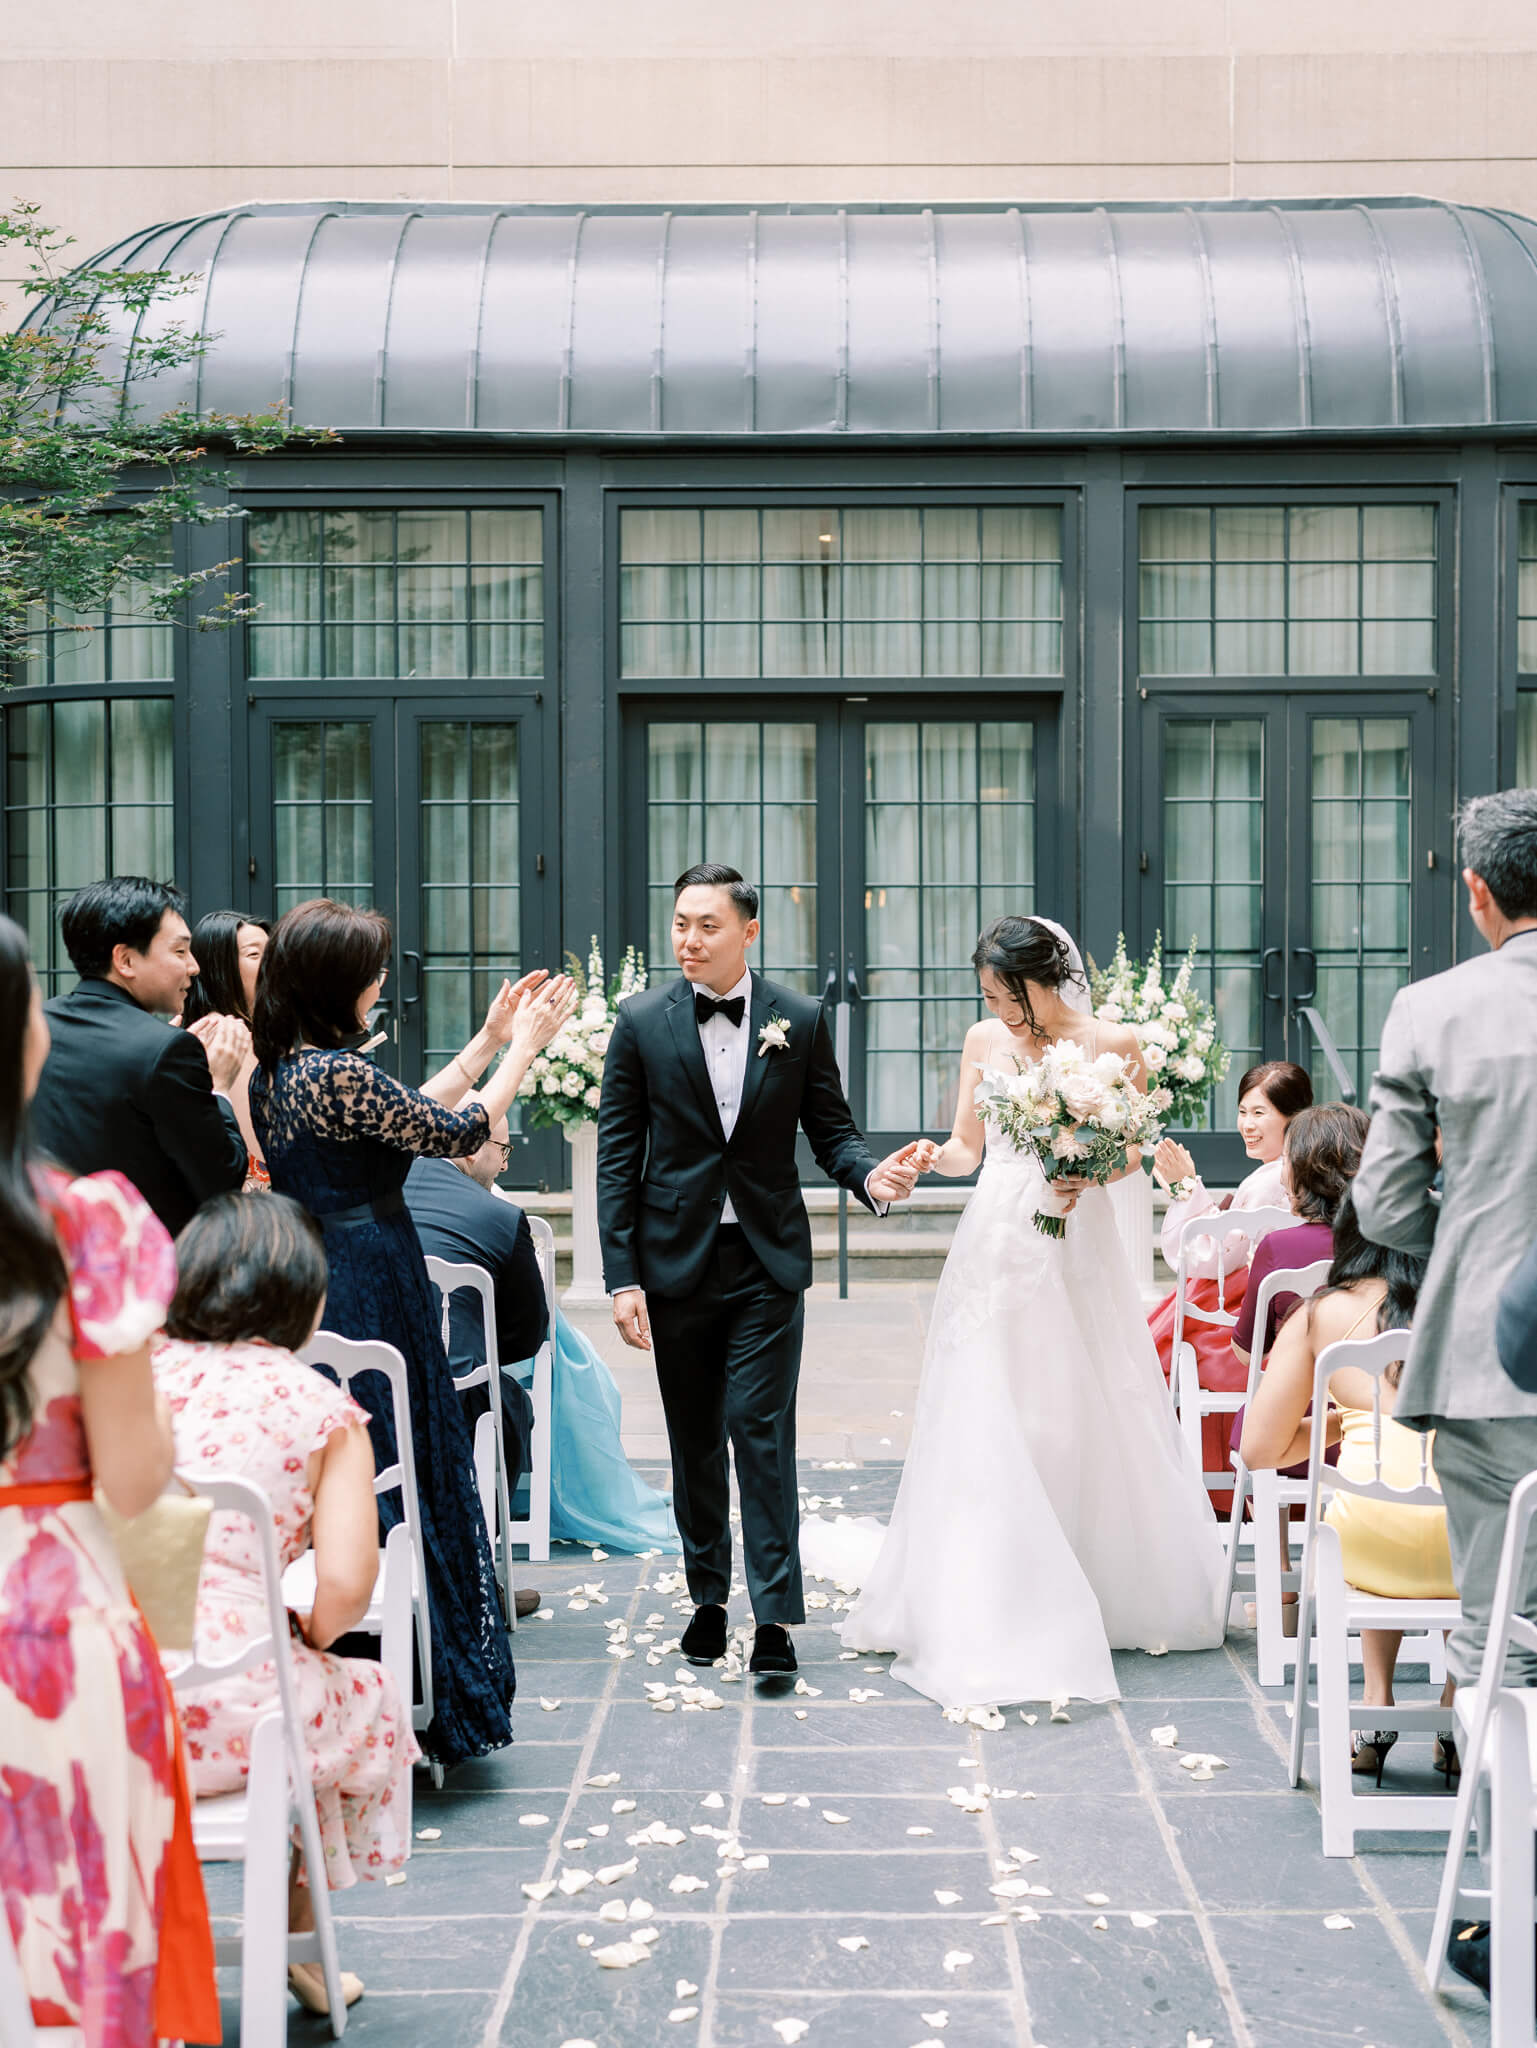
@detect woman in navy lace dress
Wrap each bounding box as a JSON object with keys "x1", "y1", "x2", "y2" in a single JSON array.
[{"x1": 249, "y1": 899, "x2": 575, "y2": 1768}]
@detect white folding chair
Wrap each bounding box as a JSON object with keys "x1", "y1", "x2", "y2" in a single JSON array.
[
  {"x1": 424, "y1": 1255, "x2": 519, "y2": 1627},
  {"x1": 1287, "y1": 1328, "x2": 1462, "y2": 1855},
  {"x1": 1222, "y1": 1257, "x2": 1333, "y2": 1675},
  {"x1": 168, "y1": 1472, "x2": 351, "y2": 2044},
  {"x1": 0, "y1": 1898, "x2": 37, "y2": 2046},
  {"x1": 283, "y1": 1334, "x2": 429, "y2": 1758},
  {"x1": 1170, "y1": 1204, "x2": 1293, "y2": 1493},
  {"x1": 492, "y1": 1192, "x2": 554, "y2": 1565},
  {"x1": 1428, "y1": 1466, "x2": 1537, "y2": 2034}
]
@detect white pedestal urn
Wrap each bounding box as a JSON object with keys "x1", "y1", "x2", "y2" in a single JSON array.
[
  {"x1": 562, "y1": 1119, "x2": 608, "y2": 1306},
  {"x1": 1107, "y1": 1162, "x2": 1157, "y2": 1300}
]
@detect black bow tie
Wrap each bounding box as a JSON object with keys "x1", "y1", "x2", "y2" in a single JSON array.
[{"x1": 694, "y1": 991, "x2": 746, "y2": 1029}]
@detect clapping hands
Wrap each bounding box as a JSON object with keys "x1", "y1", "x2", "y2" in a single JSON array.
[
  {"x1": 187, "y1": 1011, "x2": 251, "y2": 1093},
  {"x1": 488, "y1": 969, "x2": 580, "y2": 1061}
]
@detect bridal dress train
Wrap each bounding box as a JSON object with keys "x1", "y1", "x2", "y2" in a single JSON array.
[{"x1": 803, "y1": 1098, "x2": 1228, "y2": 1709}]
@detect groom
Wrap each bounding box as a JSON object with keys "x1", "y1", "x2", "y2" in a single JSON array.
[{"x1": 596, "y1": 863, "x2": 921, "y2": 1676}]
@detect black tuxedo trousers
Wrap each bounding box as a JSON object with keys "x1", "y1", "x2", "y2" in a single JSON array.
[{"x1": 596, "y1": 973, "x2": 881, "y2": 1625}]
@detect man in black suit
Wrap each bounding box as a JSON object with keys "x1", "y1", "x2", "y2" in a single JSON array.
[
  {"x1": 597, "y1": 863, "x2": 920, "y2": 1677},
  {"x1": 404, "y1": 1097, "x2": 547, "y2": 1618},
  {"x1": 30, "y1": 877, "x2": 249, "y2": 1235}
]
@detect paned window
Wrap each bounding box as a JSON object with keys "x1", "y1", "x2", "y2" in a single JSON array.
[
  {"x1": 1139, "y1": 504, "x2": 1436, "y2": 677},
  {"x1": 419, "y1": 721, "x2": 521, "y2": 1075},
  {"x1": 1517, "y1": 692, "x2": 1537, "y2": 791},
  {"x1": 16, "y1": 548, "x2": 175, "y2": 687},
  {"x1": 5, "y1": 698, "x2": 176, "y2": 990},
  {"x1": 645, "y1": 722, "x2": 818, "y2": 989},
  {"x1": 271, "y1": 722, "x2": 374, "y2": 914},
  {"x1": 1517, "y1": 506, "x2": 1537, "y2": 675},
  {"x1": 246, "y1": 509, "x2": 544, "y2": 680},
  {"x1": 620, "y1": 506, "x2": 1063, "y2": 680}
]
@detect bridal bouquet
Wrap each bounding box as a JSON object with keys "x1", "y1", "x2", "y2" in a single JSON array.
[
  {"x1": 517, "y1": 938, "x2": 647, "y2": 1132},
  {"x1": 975, "y1": 1039, "x2": 1165, "y2": 1239},
  {"x1": 1089, "y1": 931, "x2": 1228, "y2": 1129}
]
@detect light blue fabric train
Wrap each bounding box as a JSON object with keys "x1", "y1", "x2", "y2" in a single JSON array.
[{"x1": 520, "y1": 1310, "x2": 677, "y2": 1552}]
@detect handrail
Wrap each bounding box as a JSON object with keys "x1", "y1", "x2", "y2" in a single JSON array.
[{"x1": 1295, "y1": 1004, "x2": 1356, "y2": 1103}]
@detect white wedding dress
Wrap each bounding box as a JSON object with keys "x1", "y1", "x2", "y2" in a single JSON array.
[{"x1": 804, "y1": 1054, "x2": 1228, "y2": 1710}]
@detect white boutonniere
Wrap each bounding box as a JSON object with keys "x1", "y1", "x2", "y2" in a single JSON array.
[{"x1": 757, "y1": 1014, "x2": 791, "y2": 1058}]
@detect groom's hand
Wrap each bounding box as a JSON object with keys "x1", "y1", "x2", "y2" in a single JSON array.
[
  {"x1": 613, "y1": 1287, "x2": 653, "y2": 1351},
  {"x1": 867, "y1": 1142, "x2": 924, "y2": 1205}
]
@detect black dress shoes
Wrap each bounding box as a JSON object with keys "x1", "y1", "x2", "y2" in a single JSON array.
[
  {"x1": 749, "y1": 1623, "x2": 797, "y2": 1675},
  {"x1": 680, "y1": 1604, "x2": 728, "y2": 1665}
]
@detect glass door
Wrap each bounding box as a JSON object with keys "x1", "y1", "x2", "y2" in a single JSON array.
[
  {"x1": 1140, "y1": 690, "x2": 1434, "y2": 1175},
  {"x1": 249, "y1": 693, "x2": 555, "y2": 1183},
  {"x1": 626, "y1": 697, "x2": 1056, "y2": 1171}
]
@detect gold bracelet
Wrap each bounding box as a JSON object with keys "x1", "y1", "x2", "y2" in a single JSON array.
[{"x1": 454, "y1": 1051, "x2": 478, "y2": 1084}]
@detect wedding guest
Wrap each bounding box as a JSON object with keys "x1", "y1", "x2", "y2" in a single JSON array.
[
  {"x1": 182, "y1": 908, "x2": 270, "y2": 1175},
  {"x1": 29, "y1": 876, "x2": 249, "y2": 1235},
  {"x1": 249, "y1": 898, "x2": 576, "y2": 1767},
  {"x1": 1240, "y1": 1191, "x2": 1454, "y2": 1785},
  {"x1": 157, "y1": 1192, "x2": 419, "y2": 2018},
  {"x1": 1147, "y1": 1062, "x2": 1312, "y2": 1489},
  {"x1": 0, "y1": 912, "x2": 219, "y2": 2045},
  {"x1": 405, "y1": 1099, "x2": 677, "y2": 1558},
  {"x1": 1232, "y1": 1101, "x2": 1371, "y2": 1368},
  {"x1": 1354, "y1": 790, "x2": 1537, "y2": 1717}
]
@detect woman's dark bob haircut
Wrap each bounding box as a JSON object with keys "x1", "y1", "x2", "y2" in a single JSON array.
[
  {"x1": 1236, "y1": 1060, "x2": 1313, "y2": 1121},
  {"x1": 167, "y1": 1192, "x2": 328, "y2": 1352},
  {"x1": 252, "y1": 898, "x2": 391, "y2": 1069},
  {"x1": 1284, "y1": 1101, "x2": 1371, "y2": 1225},
  {"x1": 182, "y1": 909, "x2": 269, "y2": 1027},
  {"x1": 971, "y1": 915, "x2": 1086, "y2": 1037}
]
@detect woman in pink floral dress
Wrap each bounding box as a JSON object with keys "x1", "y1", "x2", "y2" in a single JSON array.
[
  {"x1": 0, "y1": 913, "x2": 217, "y2": 2046},
  {"x1": 155, "y1": 1190, "x2": 420, "y2": 2016}
]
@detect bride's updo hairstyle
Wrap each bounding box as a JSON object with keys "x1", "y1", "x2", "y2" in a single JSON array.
[{"x1": 972, "y1": 915, "x2": 1086, "y2": 1037}]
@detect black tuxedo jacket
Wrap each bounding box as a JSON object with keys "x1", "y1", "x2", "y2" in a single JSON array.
[
  {"x1": 29, "y1": 978, "x2": 248, "y2": 1238},
  {"x1": 596, "y1": 972, "x2": 880, "y2": 1299}
]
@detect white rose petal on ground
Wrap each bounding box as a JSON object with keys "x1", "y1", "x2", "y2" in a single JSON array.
[
  {"x1": 568, "y1": 1599, "x2": 590, "y2": 1612},
  {"x1": 770, "y1": 2022, "x2": 811, "y2": 2045},
  {"x1": 668, "y1": 2009, "x2": 700, "y2": 2024},
  {"x1": 793, "y1": 1796, "x2": 811, "y2": 1808},
  {"x1": 384, "y1": 1870, "x2": 406, "y2": 1886},
  {"x1": 564, "y1": 1838, "x2": 589, "y2": 1852},
  {"x1": 933, "y1": 1890, "x2": 962, "y2": 1906},
  {"x1": 593, "y1": 1940, "x2": 651, "y2": 1969},
  {"x1": 576, "y1": 1933, "x2": 595, "y2": 1948},
  {"x1": 518, "y1": 1813, "x2": 549, "y2": 1827},
  {"x1": 1006, "y1": 1848, "x2": 1040, "y2": 1864},
  {"x1": 539, "y1": 1698, "x2": 561, "y2": 1711},
  {"x1": 588, "y1": 1824, "x2": 610, "y2": 1837},
  {"x1": 1323, "y1": 1914, "x2": 1355, "y2": 1931},
  {"x1": 558, "y1": 1869, "x2": 593, "y2": 1895},
  {"x1": 612, "y1": 1799, "x2": 638, "y2": 1813},
  {"x1": 836, "y1": 1935, "x2": 869, "y2": 1952},
  {"x1": 942, "y1": 1950, "x2": 974, "y2": 1973},
  {"x1": 1092, "y1": 1916, "x2": 1110, "y2": 1932},
  {"x1": 596, "y1": 1859, "x2": 639, "y2": 1886},
  {"x1": 821, "y1": 1811, "x2": 851, "y2": 1825},
  {"x1": 1187, "y1": 2035, "x2": 1215, "y2": 2048},
  {"x1": 1149, "y1": 1725, "x2": 1179, "y2": 1748},
  {"x1": 670, "y1": 1874, "x2": 709, "y2": 1894},
  {"x1": 920, "y1": 2012, "x2": 948, "y2": 2029},
  {"x1": 628, "y1": 1898, "x2": 655, "y2": 1920},
  {"x1": 676, "y1": 1979, "x2": 700, "y2": 1999},
  {"x1": 1130, "y1": 1912, "x2": 1159, "y2": 1929},
  {"x1": 560, "y1": 2039, "x2": 598, "y2": 2047},
  {"x1": 701, "y1": 1791, "x2": 725, "y2": 1808},
  {"x1": 907, "y1": 1825, "x2": 934, "y2": 1837},
  {"x1": 761, "y1": 1794, "x2": 788, "y2": 1806},
  {"x1": 742, "y1": 1854, "x2": 770, "y2": 1870},
  {"x1": 597, "y1": 1900, "x2": 629, "y2": 1922},
  {"x1": 793, "y1": 1709, "x2": 809, "y2": 1720},
  {"x1": 415, "y1": 1827, "x2": 442, "y2": 1841},
  {"x1": 521, "y1": 1879, "x2": 556, "y2": 1902},
  {"x1": 535, "y1": 1608, "x2": 554, "y2": 1620},
  {"x1": 1084, "y1": 1892, "x2": 1111, "y2": 1905},
  {"x1": 1019, "y1": 1712, "x2": 1038, "y2": 1726}
]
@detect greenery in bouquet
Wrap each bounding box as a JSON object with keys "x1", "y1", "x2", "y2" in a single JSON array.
[
  {"x1": 1089, "y1": 932, "x2": 1229, "y2": 1129},
  {"x1": 975, "y1": 1038, "x2": 1165, "y2": 1238},
  {"x1": 517, "y1": 938, "x2": 646, "y2": 1132}
]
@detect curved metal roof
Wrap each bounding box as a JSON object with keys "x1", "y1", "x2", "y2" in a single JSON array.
[{"x1": 40, "y1": 197, "x2": 1537, "y2": 439}]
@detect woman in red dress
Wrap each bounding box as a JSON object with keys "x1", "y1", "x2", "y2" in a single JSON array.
[
  {"x1": 0, "y1": 913, "x2": 217, "y2": 2045},
  {"x1": 1146, "y1": 1061, "x2": 1313, "y2": 1495}
]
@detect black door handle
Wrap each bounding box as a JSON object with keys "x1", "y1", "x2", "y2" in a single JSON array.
[
  {"x1": 822, "y1": 967, "x2": 838, "y2": 1010},
  {"x1": 845, "y1": 966, "x2": 863, "y2": 1004},
  {"x1": 1291, "y1": 946, "x2": 1318, "y2": 1005},
  {"x1": 401, "y1": 950, "x2": 422, "y2": 1009},
  {"x1": 1262, "y1": 946, "x2": 1284, "y2": 1003}
]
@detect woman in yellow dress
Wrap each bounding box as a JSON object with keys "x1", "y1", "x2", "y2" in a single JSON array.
[{"x1": 1240, "y1": 1190, "x2": 1456, "y2": 1785}]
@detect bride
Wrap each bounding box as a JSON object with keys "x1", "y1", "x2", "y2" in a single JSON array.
[{"x1": 804, "y1": 913, "x2": 1227, "y2": 1708}]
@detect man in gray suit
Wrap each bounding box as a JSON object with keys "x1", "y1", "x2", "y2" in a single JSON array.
[{"x1": 1355, "y1": 788, "x2": 1537, "y2": 1688}]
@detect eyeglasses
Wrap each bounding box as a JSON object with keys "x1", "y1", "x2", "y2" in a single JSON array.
[{"x1": 488, "y1": 1139, "x2": 514, "y2": 1167}]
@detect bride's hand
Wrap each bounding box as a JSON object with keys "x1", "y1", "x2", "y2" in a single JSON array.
[{"x1": 910, "y1": 1139, "x2": 942, "y2": 1175}]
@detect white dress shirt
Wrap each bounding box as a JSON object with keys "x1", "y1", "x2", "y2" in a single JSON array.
[
  {"x1": 695, "y1": 967, "x2": 887, "y2": 1225},
  {"x1": 696, "y1": 967, "x2": 753, "y2": 1223}
]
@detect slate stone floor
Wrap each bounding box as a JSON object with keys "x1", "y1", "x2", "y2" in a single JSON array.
[{"x1": 201, "y1": 1462, "x2": 1496, "y2": 2048}]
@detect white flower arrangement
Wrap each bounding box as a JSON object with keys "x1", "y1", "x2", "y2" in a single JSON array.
[
  {"x1": 1089, "y1": 932, "x2": 1230, "y2": 1130},
  {"x1": 757, "y1": 1014, "x2": 791, "y2": 1058},
  {"x1": 975, "y1": 1038, "x2": 1166, "y2": 1239},
  {"x1": 517, "y1": 937, "x2": 647, "y2": 1133}
]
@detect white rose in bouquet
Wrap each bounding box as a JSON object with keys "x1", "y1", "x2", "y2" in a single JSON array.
[
  {"x1": 589, "y1": 1029, "x2": 611, "y2": 1055},
  {"x1": 584, "y1": 1085, "x2": 602, "y2": 1109},
  {"x1": 520, "y1": 939, "x2": 648, "y2": 1133},
  {"x1": 1142, "y1": 1042, "x2": 1168, "y2": 1071},
  {"x1": 541, "y1": 1075, "x2": 561, "y2": 1095},
  {"x1": 1059, "y1": 1070, "x2": 1109, "y2": 1121},
  {"x1": 561, "y1": 1071, "x2": 584, "y2": 1097}
]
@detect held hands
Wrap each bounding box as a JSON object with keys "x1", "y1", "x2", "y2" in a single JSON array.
[
  {"x1": 187, "y1": 1012, "x2": 252, "y2": 1093},
  {"x1": 613, "y1": 1287, "x2": 652, "y2": 1351},
  {"x1": 867, "y1": 1140, "x2": 927, "y2": 1205}
]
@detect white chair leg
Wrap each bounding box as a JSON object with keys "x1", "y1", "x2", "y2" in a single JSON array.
[
  {"x1": 1489, "y1": 1694, "x2": 1535, "y2": 2048},
  {"x1": 1254, "y1": 1475, "x2": 1289, "y2": 1688},
  {"x1": 1314, "y1": 1527, "x2": 1357, "y2": 1858},
  {"x1": 473, "y1": 1411, "x2": 497, "y2": 1552},
  {"x1": 240, "y1": 1715, "x2": 291, "y2": 2048}
]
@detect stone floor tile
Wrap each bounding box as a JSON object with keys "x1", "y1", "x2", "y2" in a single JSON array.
[
  {"x1": 746, "y1": 1744, "x2": 986, "y2": 1796},
  {"x1": 445, "y1": 1742, "x2": 587, "y2": 1791},
  {"x1": 194, "y1": 1989, "x2": 498, "y2": 2047},
  {"x1": 318, "y1": 1915, "x2": 519, "y2": 1991},
  {"x1": 709, "y1": 1989, "x2": 1023, "y2": 2047},
  {"x1": 583, "y1": 1699, "x2": 746, "y2": 1787},
  {"x1": 968, "y1": 1707, "x2": 1144, "y2": 1795},
  {"x1": 1394, "y1": 1912, "x2": 1492, "y2": 2045},
  {"x1": 729, "y1": 1847, "x2": 1003, "y2": 1919},
  {"x1": 739, "y1": 1791, "x2": 990, "y2": 1851},
  {"x1": 329, "y1": 1848, "x2": 546, "y2": 1915},
  {"x1": 979, "y1": 1791, "x2": 1188, "y2": 1909},
  {"x1": 717, "y1": 1911, "x2": 1013, "y2": 1991},
  {"x1": 748, "y1": 1699, "x2": 958, "y2": 1750},
  {"x1": 1356, "y1": 1837, "x2": 1472, "y2": 1908},
  {"x1": 1214, "y1": 1908, "x2": 1450, "y2": 2045},
  {"x1": 496, "y1": 1914, "x2": 716, "y2": 2044},
  {"x1": 1110, "y1": 1644, "x2": 1251, "y2": 1699},
  {"x1": 409, "y1": 1789, "x2": 570, "y2": 1850},
  {"x1": 1118, "y1": 1697, "x2": 1295, "y2": 1794},
  {"x1": 1169, "y1": 1793, "x2": 1371, "y2": 1910},
  {"x1": 1013, "y1": 1911, "x2": 1235, "y2": 2048}
]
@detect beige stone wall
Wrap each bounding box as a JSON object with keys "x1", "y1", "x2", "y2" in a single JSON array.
[{"x1": 6, "y1": 0, "x2": 1537, "y2": 274}]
